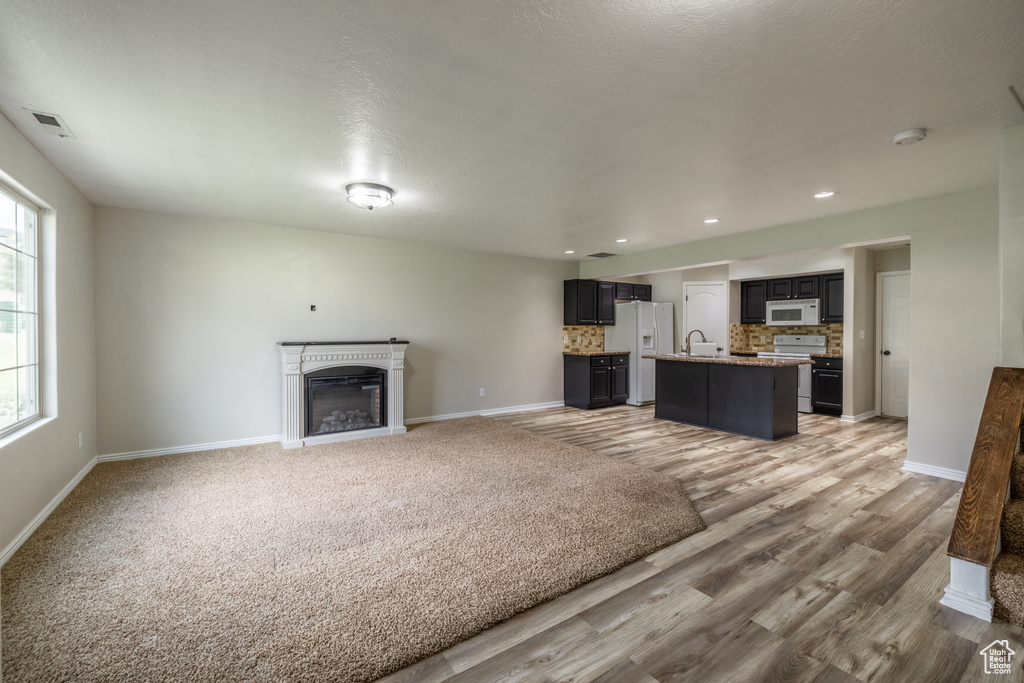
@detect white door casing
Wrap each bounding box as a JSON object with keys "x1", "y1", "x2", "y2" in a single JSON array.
[
  {"x1": 876, "y1": 271, "x2": 911, "y2": 419},
  {"x1": 684, "y1": 282, "x2": 728, "y2": 354}
]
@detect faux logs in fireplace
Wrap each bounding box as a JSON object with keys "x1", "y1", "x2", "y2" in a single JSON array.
[{"x1": 305, "y1": 365, "x2": 386, "y2": 437}]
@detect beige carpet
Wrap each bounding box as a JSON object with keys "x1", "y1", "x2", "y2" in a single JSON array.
[{"x1": 2, "y1": 416, "x2": 704, "y2": 682}]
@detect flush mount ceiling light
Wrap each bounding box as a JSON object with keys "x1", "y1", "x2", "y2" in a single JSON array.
[
  {"x1": 814, "y1": 191, "x2": 836, "y2": 199},
  {"x1": 704, "y1": 218, "x2": 720, "y2": 224},
  {"x1": 893, "y1": 128, "x2": 927, "y2": 145},
  {"x1": 345, "y1": 182, "x2": 394, "y2": 210}
]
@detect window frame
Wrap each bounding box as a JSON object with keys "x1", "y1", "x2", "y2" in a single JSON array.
[{"x1": 0, "y1": 181, "x2": 41, "y2": 438}]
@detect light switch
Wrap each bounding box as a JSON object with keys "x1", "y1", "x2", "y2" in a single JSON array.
[{"x1": 859, "y1": 330, "x2": 865, "y2": 339}]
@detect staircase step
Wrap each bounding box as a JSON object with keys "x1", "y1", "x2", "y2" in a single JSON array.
[
  {"x1": 1002, "y1": 499, "x2": 1024, "y2": 556},
  {"x1": 1012, "y1": 451, "x2": 1024, "y2": 499},
  {"x1": 992, "y1": 552, "x2": 1024, "y2": 625}
]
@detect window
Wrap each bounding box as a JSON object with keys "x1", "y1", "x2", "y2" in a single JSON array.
[{"x1": 0, "y1": 184, "x2": 38, "y2": 435}]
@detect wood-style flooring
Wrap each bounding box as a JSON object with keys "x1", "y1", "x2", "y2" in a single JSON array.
[{"x1": 380, "y1": 405, "x2": 1024, "y2": 683}]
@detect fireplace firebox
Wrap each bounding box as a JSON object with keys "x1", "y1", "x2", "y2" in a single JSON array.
[{"x1": 305, "y1": 366, "x2": 386, "y2": 436}]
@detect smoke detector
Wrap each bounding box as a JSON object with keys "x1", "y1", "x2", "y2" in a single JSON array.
[
  {"x1": 893, "y1": 128, "x2": 927, "y2": 146},
  {"x1": 24, "y1": 109, "x2": 75, "y2": 138}
]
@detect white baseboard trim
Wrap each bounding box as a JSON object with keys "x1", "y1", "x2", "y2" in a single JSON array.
[
  {"x1": 941, "y1": 584, "x2": 995, "y2": 622},
  {"x1": 404, "y1": 401, "x2": 565, "y2": 426},
  {"x1": 1, "y1": 455, "x2": 97, "y2": 567},
  {"x1": 839, "y1": 410, "x2": 878, "y2": 424},
  {"x1": 902, "y1": 460, "x2": 967, "y2": 482},
  {"x1": 97, "y1": 435, "x2": 281, "y2": 462}
]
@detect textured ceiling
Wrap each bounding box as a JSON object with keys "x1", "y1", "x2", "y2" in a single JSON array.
[{"x1": 1, "y1": 0, "x2": 1022, "y2": 260}]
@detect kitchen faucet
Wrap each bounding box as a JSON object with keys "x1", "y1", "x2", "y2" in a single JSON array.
[{"x1": 685, "y1": 329, "x2": 707, "y2": 356}]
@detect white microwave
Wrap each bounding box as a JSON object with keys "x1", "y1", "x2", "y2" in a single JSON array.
[{"x1": 765, "y1": 298, "x2": 821, "y2": 326}]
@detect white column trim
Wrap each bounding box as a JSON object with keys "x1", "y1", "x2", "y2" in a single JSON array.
[{"x1": 941, "y1": 557, "x2": 994, "y2": 622}]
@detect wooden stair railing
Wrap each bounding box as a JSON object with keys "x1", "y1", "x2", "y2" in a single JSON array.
[{"x1": 947, "y1": 367, "x2": 1024, "y2": 566}]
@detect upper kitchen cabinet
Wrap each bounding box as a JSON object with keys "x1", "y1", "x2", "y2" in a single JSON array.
[
  {"x1": 613, "y1": 282, "x2": 652, "y2": 302},
  {"x1": 793, "y1": 275, "x2": 819, "y2": 299},
  {"x1": 564, "y1": 279, "x2": 616, "y2": 325},
  {"x1": 597, "y1": 281, "x2": 616, "y2": 324},
  {"x1": 740, "y1": 280, "x2": 767, "y2": 324},
  {"x1": 766, "y1": 278, "x2": 794, "y2": 301},
  {"x1": 632, "y1": 284, "x2": 652, "y2": 301},
  {"x1": 821, "y1": 273, "x2": 844, "y2": 323}
]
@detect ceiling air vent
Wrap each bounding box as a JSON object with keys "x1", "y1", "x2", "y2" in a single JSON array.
[
  {"x1": 587, "y1": 252, "x2": 618, "y2": 258},
  {"x1": 24, "y1": 109, "x2": 75, "y2": 138}
]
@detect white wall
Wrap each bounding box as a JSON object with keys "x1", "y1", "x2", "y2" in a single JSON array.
[
  {"x1": 0, "y1": 114, "x2": 96, "y2": 554},
  {"x1": 94, "y1": 207, "x2": 576, "y2": 455},
  {"x1": 874, "y1": 246, "x2": 910, "y2": 273},
  {"x1": 581, "y1": 187, "x2": 1000, "y2": 473},
  {"x1": 1001, "y1": 124, "x2": 1024, "y2": 367},
  {"x1": 728, "y1": 248, "x2": 845, "y2": 281}
]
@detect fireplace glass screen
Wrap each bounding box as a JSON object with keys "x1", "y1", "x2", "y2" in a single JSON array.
[{"x1": 305, "y1": 366, "x2": 386, "y2": 436}]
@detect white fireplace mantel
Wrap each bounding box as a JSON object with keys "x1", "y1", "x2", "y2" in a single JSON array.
[{"x1": 278, "y1": 341, "x2": 408, "y2": 449}]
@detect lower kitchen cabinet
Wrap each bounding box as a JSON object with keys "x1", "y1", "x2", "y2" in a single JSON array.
[
  {"x1": 564, "y1": 354, "x2": 629, "y2": 409},
  {"x1": 812, "y1": 357, "x2": 843, "y2": 415}
]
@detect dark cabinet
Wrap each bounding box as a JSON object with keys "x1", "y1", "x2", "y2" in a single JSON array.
[
  {"x1": 654, "y1": 359, "x2": 799, "y2": 440},
  {"x1": 564, "y1": 354, "x2": 630, "y2": 409},
  {"x1": 767, "y1": 278, "x2": 793, "y2": 301},
  {"x1": 793, "y1": 276, "x2": 819, "y2": 299},
  {"x1": 740, "y1": 280, "x2": 767, "y2": 324},
  {"x1": 612, "y1": 282, "x2": 652, "y2": 302},
  {"x1": 821, "y1": 273, "x2": 844, "y2": 323},
  {"x1": 767, "y1": 275, "x2": 821, "y2": 301},
  {"x1": 812, "y1": 357, "x2": 843, "y2": 415},
  {"x1": 564, "y1": 280, "x2": 616, "y2": 325}
]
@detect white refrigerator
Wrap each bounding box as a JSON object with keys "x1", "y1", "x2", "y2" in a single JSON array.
[{"x1": 605, "y1": 302, "x2": 674, "y2": 406}]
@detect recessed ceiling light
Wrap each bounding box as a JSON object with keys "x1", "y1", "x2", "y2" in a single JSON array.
[
  {"x1": 564, "y1": 250, "x2": 575, "y2": 254},
  {"x1": 704, "y1": 218, "x2": 720, "y2": 224},
  {"x1": 814, "y1": 191, "x2": 835, "y2": 199},
  {"x1": 616, "y1": 238, "x2": 628, "y2": 243}
]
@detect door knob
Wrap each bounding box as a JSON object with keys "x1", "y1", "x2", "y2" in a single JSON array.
[{"x1": 883, "y1": 350, "x2": 891, "y2": 355}]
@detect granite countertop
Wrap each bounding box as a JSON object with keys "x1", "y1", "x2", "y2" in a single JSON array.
[
  {"x1": 730, "y1": 347, "x2": 843, "y2": 359},
  {"x1": 563, "y1": 350, "x2": 629, "y2": 356},
  {"x1": 643, "y1": 354, "x2": 813, "y2": 367}
]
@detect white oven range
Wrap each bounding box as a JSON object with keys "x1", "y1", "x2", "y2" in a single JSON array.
[{"x1": 757, "y1": 335, "x2": 826, "y2": 413}]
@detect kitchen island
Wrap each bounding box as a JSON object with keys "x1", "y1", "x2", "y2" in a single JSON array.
[{"x1": 643, "y1": 354, "x2": 812, "y2": 441}]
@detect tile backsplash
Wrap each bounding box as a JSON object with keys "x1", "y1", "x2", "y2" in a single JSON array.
[
  {"x1": 563, "y1": 325, "x2": 605, "y2": 353},
  {"x1": 730, "y1": 323, "x2": 843, "y2": 354}
]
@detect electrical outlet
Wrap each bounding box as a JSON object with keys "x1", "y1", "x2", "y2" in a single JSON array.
[
  {"x1": 78, "y1": 433, "x2": 83, "y2": 449},
  {"x1": 577, "y1": 335, "x2": 582, "y2": 344},
  {"x1": 480, "y1": 388, "x2": 485, "y2": 397},
  {"x1": 760, "y1": 336, "x2": 766, "y2": 343},
  {"x1": 563, "y1": 335, "x2": 568, "y2": 344}
]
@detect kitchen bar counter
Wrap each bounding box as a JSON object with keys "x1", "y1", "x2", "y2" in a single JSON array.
[
  {"x1": 730, "y1": 348, "x2": 842, "y2": 359},
  {"x1": 643, "y1": 353, "x2": 812, "y2": 367},
  {"x1": 646, "y1": 355, "x2": 804, "y2": 441},
  {"x1": 563, "y1": 350, "x2": 629, "y2": 356}
]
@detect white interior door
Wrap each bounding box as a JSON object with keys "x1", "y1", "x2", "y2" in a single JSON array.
[
  {"x1": 684, "y1": 282, "x2": 727, "y2": 353},
  {"x1": 878, "y1": 272, "x2": 911, "y2": 418}
]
